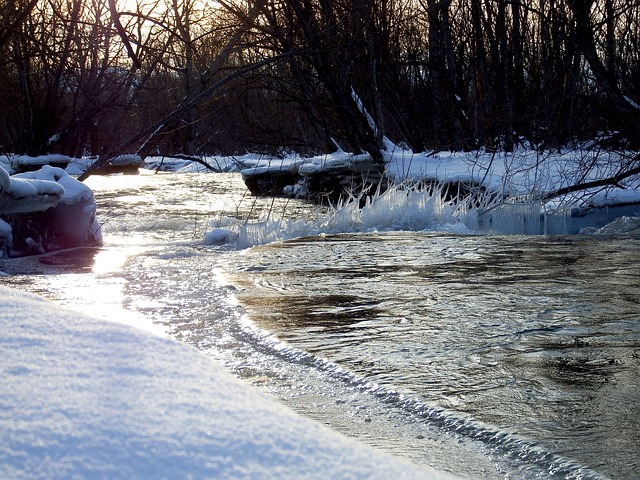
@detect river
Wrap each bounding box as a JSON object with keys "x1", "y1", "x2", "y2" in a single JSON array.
[{"x1": 1, "y1": 171, "x2": 638, "y2": 479}]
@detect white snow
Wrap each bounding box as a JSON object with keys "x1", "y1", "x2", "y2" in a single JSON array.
[
  {"x1": 0, "y1": 165, "x2": 10, "y2": 191},
  {"x1": 2, "y1": 163, "x2": 96, "y2": 215},
  {"x1": 0, "y1": 218, "x2": 11, "y2": 240},
  {"x1": 191, "y1": 147, "x2": 640, "y2": 210},
  {"x1": 11, "y1": 153, "x2": 72, "y2": 168},
  {"x1": 13, "y1": 165, "x2": 94, "y2": 205},
  {"x1": 1, "y1": 165, "x2": 62, "y2": 215},
  {"x1": 1, "y1": 166, "x2": 101, "y2": 256},
  {"x1": 1, "y1": 165, "x2": 64, "y2": 199},
  {"x1": 204, "y1": 227, "x2": 238, "y2": 244},
  {"x1": 199, "y1": 147, "x2": 640, "y2": 245},
  {"x1": 0, "y1": 286, "x2": 453, "y2": 480},
  {"x1": 1, "y1": 147, "x2": 638, "y2": 477}
]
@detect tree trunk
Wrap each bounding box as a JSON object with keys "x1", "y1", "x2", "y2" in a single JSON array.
[{"x1": 566, "y1": 0, "x2": 640, "y2": 141}]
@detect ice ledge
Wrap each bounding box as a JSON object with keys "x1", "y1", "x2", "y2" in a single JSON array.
[{"x1": 0, "y1": 286, "x2": 453, "y2": 480}]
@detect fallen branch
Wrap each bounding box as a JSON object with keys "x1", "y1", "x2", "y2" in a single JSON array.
[
  {"x1": 543, "y1": 155, "x2": 640, "y2": 201},
  {"x1": 157, "y1": 154, "x2": 218, "y2": 172}
]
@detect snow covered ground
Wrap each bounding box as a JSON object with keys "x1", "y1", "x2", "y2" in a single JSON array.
[{"x1": 0, "y1": 286, "x2": 454, "y2": 479}]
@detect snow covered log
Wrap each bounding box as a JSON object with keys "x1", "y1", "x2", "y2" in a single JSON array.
[{"x1": 240, "y1": 152, "x2": 387, "y2": 202}]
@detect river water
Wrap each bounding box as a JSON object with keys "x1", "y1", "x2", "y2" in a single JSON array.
[{"x1": 1, "y1": 171, "x2": 639, "y2": 479}]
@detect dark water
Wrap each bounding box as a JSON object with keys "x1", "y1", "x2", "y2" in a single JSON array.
[
  {"x1": 1, "y1": 172, "x2": 638, "y2": 479},
  {"x1": 222, "y1": 233, "x2": 640, "y2": 479}
]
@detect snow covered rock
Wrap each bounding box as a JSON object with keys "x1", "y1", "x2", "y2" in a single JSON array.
[
  {"x1": 0, "y1": 166, "x2": 101, "y2": 257},
  {"x1": 0, "y1": 164, "x2": 63, "y2": 213},
  {"x1": 10, "y1": 154, "x2": 73, "y2": 173}
]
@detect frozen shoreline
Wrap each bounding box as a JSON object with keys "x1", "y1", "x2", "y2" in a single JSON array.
[{"x1": 0, "y1": 286, "x2": 453, "y2": 479}]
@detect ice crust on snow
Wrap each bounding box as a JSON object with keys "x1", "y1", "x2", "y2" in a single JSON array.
[{"x1": 0, "y1": 286, "x2": 452, "y2": 480}]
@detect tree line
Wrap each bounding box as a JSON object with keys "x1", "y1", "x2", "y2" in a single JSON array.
[{"x1": 1, "y1": 0, "x2": 639, "y2": 164}]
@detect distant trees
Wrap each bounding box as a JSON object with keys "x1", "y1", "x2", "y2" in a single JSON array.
[{"x1": 1, "y1": 0, "x2": 639, "y2": 162}]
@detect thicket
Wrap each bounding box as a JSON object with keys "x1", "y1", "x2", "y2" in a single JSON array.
[{"x1": 1, "y1": 0, "x2": 639, "y2": 162}]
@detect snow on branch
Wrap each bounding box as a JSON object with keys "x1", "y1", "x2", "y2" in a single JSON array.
[
  {"x1": 351, "y1": 87, "x2": 378, "y2": 137},
  {"x1": 624, "y1": 95, "x2": 640, "y2": 111}
]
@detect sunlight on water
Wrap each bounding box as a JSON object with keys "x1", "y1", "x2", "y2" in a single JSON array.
[{"x1": 91, "y1": 246, "x2": 130, "y2": 274}]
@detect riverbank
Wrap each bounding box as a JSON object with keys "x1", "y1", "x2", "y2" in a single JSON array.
[
  {"x1": 147, "y1": 147, "x2": 640, "y2": 233},
  {"x1": 0, "y1": 286, "x2": 453, "y2": 479}
]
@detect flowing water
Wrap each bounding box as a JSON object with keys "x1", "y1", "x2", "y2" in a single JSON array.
[{"x1": 1, "y1": 171, "x2": 639, "y2": 479}]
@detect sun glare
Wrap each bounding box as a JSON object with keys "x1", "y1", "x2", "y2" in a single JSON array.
[{"x1": 114, "y1": 0, "x2": 221, "y2": 13}]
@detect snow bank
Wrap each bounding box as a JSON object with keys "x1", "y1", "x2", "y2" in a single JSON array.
[
  {"x1": 197, "y1": 147, "x2": 640, "y2": 211},
  {"x1": 0, "y1": 286, "x2": 453, "y2": 480},
  {"x1": 590, "y1": 215, "x2": 640, "y2": 235}
]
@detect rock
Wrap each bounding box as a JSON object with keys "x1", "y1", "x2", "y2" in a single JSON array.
[{"x1": 0, "y1": 166, "x2": 102, "y2": 258}]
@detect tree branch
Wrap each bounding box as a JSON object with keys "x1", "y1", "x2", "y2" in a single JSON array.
[
  {"x1": 543, "y1": 155, "x2": 640, "y2": 201},
  {"x1": 77, "y1": 51, "x2": 292, "y2": 181},
  {"x1": 108, "y1": 0, "x2": 142, "y2": 70},
  {"x1": 0, "y1": 0, "x2": 39, "y2": 48}
]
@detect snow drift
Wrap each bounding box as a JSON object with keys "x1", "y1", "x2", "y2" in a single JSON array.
[{"x1": 0, "y1": 286, "x2": 453, "y2": 480}]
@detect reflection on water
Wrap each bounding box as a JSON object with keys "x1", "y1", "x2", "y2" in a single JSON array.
[
  {"x1": 37, "y1": 247, "x2": 100, "y2": 272},
  {"x1": 224, "y1": 232, "x2": 640, "y2": 479}
]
